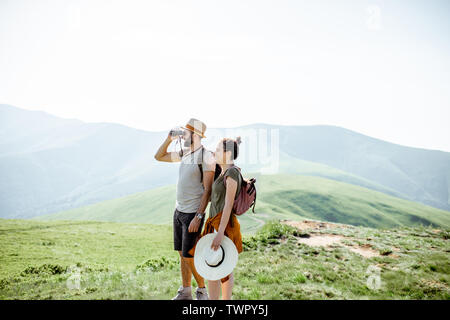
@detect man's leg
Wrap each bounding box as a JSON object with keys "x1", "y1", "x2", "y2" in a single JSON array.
[
  {"x1": 178, "y1": 250, "x2": 192, "y2": 287},
  {"x1": 180, "y1": 213, "x2": 206, "y2": 288},
  {"x1": 172, "y1": 209, "x2": 192, "y2": 299},
  {"x1": 179, "y1": 212, "x2": 209, "y2": 300}
]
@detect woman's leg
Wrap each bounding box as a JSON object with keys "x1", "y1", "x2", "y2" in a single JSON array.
[
  {"x1": 221, "y1": 272, "x2": 234, "y2": 300},
  {"x1": 208, "y1": 280, "x2": 221, "y2": 300}
]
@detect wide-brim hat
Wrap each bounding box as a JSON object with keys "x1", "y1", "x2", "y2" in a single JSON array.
[
  {"x1": 181, "y1": 118, "x2": 207, "y2": 138},
  {"x1": 194, "y1": 233, "x2": 238, "y2": 281}
]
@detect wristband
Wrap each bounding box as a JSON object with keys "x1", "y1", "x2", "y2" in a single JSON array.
[{"x1": 196, "y1": 213, "x2": 204, "y2": 220}]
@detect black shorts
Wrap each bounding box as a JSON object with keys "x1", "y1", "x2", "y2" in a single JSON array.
[{"x1": 173, "y1": 208, "x2": 205, "y2": 258}]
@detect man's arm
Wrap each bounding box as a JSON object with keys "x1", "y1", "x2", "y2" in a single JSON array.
[
  {"x1": 198, "y1": 171, "x2": 214, "y2": 213},
  {"x1": 154, "y1": 133, "x2": 181, "y2": 163},
  {"x1": 187, "y1": 171, "x2": 214, "y2": 233},
  {"x1": 197, "y1": 150, "x2": 216, "y2": 213},
  {"x1": 187, "y1": 149, "x2": 216, "y2": 232}
]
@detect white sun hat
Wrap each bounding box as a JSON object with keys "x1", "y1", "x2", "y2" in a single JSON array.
[{"x1": 194, "y1": 233, "x2": 239, "y2": 281}]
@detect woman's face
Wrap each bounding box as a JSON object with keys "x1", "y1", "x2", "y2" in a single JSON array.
[{"x1": 214, "y1": 141, "x2": 231, "y2": 165}]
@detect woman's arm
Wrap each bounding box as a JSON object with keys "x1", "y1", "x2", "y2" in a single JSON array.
[{"x1": 211, "y1": 176, "x2": 238, "y2": 250}]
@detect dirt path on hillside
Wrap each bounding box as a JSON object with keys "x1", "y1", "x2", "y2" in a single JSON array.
[
  {"x1": 283, "y1": 219, "x2": 351, "y2": 231},
  {"x1": 248, "y1": 214, "x2": 266, "y2": 229},
  {"x1": 281, "y1": 219, "x2": 384, "y2": 258},
  {"x1": 244, "y1": 212, "x2": 269, "y2": 228}
]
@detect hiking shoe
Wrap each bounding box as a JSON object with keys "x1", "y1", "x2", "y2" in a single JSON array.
[
  {"x1": 172, "y1": 286, "x2": 192, "y2": 300},
  {"x1": 195, "y1": 287, "x2": 209, "y2": 300}
]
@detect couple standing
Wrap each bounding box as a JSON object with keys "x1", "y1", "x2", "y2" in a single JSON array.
[{"x1": 154, "y1": 118, "x2": 243, "y2": 300}]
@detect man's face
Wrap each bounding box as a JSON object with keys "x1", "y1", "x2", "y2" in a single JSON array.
[{"x1": 183, "y1": 130, "x2": 193, "y2": 147}]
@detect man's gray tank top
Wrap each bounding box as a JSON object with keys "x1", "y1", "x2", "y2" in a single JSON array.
[{"x1": 175, "y1": 146, "x2": 215, "y2": 213}]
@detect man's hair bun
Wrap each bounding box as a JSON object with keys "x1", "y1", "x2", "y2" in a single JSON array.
[{"x1": 235, "y1": 136, "x2": 242, "y2": 146}]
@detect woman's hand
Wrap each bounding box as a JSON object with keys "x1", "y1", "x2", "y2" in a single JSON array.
[{"x1": 211, "y1": 231, "x2": 224, "y2": 251}]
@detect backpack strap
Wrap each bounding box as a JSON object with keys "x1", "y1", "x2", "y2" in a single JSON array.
[
  {"x1": 223, "y1": 166, "x2": 245, "y2": 208},
  {"x1": 223, "y1": 165, "x2": 244, "y2": 188},
  {"x1": 222, "y1": 165, "x2": 246, "y2": 228},
  {"x1": 178, "y1": 136, "x2": 184, "y2": 158},
  {"x1": 198, "y1": 146, "x2": 204, "y2": 183}
]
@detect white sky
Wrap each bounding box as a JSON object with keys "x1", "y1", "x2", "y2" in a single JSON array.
[{"x1": 1, "y1": 0, "x2": 449, "y2": 152}]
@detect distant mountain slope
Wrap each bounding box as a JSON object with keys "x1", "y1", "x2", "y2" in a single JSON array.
[
  {"x1": 274, "y1": 124, "x2": 450, "y2": 211},
  {"x1": 38, "y1": 174, "x2": 450, "y2": 229},
  {"x1": 0, "y1": 104, "x2": 178, "y2": 218},
  {"x1": 276, "y1": 151, "x2": 406, "y2": 199},
  {"x1": 1, "y1": 104, "x2": 449, "y2": 219}
]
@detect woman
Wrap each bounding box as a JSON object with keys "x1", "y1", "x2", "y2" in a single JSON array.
[{"x1": 188, "y1": 136, "x2": 243, "y2": 300}]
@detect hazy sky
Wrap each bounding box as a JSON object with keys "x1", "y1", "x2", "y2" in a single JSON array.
[{"x1": 1, "y1": 0, "x2": 449, "y2": 151}]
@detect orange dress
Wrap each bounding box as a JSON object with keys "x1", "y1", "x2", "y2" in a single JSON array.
[{"x1": 188, "y1": 210, "x2": 243, "y2": 283}]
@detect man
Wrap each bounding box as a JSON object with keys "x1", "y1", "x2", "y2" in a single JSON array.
[{"x1": 154, "y1": 118, "x2": 216, "y2": 300}]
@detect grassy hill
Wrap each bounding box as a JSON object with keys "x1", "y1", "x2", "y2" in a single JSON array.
[
  {"x1": 37, "y1": 184, "x2": 178, "y2": 224},
  {"x1": 1, "y1": 218, "x2": 448, "y2": 299},
  {"x1": 255, "y1": 174, "x2": 450, "y2": 229},
  {"x1": 275, "y1": 151, "x2": 406, "y2": 199},
  {"x1": 37, "y1": 174, "x2": 450, "y2": 230}
]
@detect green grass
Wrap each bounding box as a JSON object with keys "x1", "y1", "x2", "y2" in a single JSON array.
[
  {"x1": 1, "y1": 218, "x2": 449, "y2": 300},
  {"x1": 36, "y1": 174, "x2": 450, "y2": 230},
  {"x1": 0, "y1": 219, "x2": 175, "y2": 279}
]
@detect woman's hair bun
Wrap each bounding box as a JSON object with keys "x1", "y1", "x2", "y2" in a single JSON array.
[{"x1": 235, "y1": 136, "x2": 242, "y2": 145}]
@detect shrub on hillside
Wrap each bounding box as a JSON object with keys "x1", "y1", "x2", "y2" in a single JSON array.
[
  {"x1": 21, "y1": 264, "x2": 67, "y2": 276},
  {"x1": 243, "y1": 220, "x2": 305, "y2": 251},
  {"x1": 135, "y1": 257, "x2": 178, "y2": 272}
]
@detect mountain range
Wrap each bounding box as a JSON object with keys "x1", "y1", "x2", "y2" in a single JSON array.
[{"x1": 1, "y1": 103, "x2": 449, "y2": 221}]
